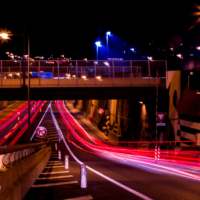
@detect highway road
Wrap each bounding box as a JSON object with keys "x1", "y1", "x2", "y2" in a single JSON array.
[
  {"x1": 0, "y1": 100, "x2": 47, "y2": 146},
  {"x1": 23, "y1": 101, "x2": 200, "y2": 200}
]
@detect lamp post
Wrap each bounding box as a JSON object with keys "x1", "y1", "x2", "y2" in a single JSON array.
[
  {"x1": 28, "y1": 36, "x2": 31, "y2": 142},
  {"x1": 4, "y1": 32, "x2": 31, "y2": 142},
  {"x1": 95, "y1": 41, "x2": 101, "y2": 62},
  {"x1": 106, "y1": 31, "x2": 111, "y2": 60}
]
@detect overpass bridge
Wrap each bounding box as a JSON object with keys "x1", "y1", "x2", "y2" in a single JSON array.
[{"x1": 0, "y1": 59, "x2": 167, "y2": 100}]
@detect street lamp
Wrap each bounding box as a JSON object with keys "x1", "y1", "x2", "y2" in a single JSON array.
[
  {"x1": 95, "y1": 41, "x2": 102, "y2": 62},
  {"x1": 106, "y1": 31, "x2": 111, "y2": 59},
  {"x1": 0, "y1": 33, "x2": 9, "y2": 39}
]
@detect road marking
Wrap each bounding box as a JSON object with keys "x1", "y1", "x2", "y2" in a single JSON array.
[
  {"x1": 48, "y1": 137, "x2": 59, "y2": 139},
  {"x1": 31, "y1": 102, "x2": 51, "y2": 141},
  {"x1": 37, "y1": 175, "x2": 73, "y2": 180},
  {"x1": 51, "y1": 106, "x2": 153, "y2": 200},
  {"x1": 0, "y1": 101, "x2": 19, "y2": 113},
  {"x1": 41, "y1": 171, "x2": 69, "y2": 175},
  {"x1": 45, "y1": 165, "x2": 65, "y2": 168},
  {"x1": 64, "y1": 195, "x2": 93, "y2": 200},
  {"x1": 32, "y1": 181, "x2": 78, "y2": 188},
  {"x1": 46, "y1": 163, "x2": 63, "y2": 166}
]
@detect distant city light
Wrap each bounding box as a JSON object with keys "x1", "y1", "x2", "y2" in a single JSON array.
[
  {"x1": 147, "y1": 56, "x2": 153, "y2": 61},
  {"x1": 190, "y1": 54, "x2": 194, "y2": 57},
  {"x1": 130, "y1": 48, "x2": 135, "y2": 52},
  {"x1": 96, "y1": 76, "x2": 102, "y2": 80},
  {"x1": 170, "y1": 48, "x2": 174, "y2": 51},
  {"x1": 196, "y1": 46, "x2": 200, "y2": 50},
  {"x1": 81, "y1": 75, "x2": 87, "y2": 80},
  {"x1": 176, "y1": 54, "x2": 183, "y2": 59},
  {"x1": 103, "y1": 62, "x2": 110, "y2": 67}
]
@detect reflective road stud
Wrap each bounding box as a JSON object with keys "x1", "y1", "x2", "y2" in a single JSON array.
[
  {"x1": 65, "y1": 155, "x2": 69, "y2": 169},
  {"x1": 80, "y1": 164, "x2": 87, "y2": 188},
  {"x1": 55, "y1": 143, "x2": 57, "y2": 151},
  {"x1": 58, "y1": 150, "x2": 61, "y2": 160}
]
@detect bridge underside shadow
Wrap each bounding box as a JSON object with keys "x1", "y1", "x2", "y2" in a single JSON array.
[{"x1": 0, "y1": 86, "x2": 167, "y2": 100}]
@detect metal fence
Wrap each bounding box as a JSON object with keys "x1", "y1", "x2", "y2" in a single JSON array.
[{"x1": 0, "y1": 60, "x2": 167, "y2": 86}]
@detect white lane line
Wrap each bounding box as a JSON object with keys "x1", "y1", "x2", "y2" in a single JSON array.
[
  {"x1": 32, "y1": 181, "x2": 78, "y2": 188},
  {"x1": 46, "y1": 164, "x2": 63, "y2": 166},
  {"x1": 64, "y1": 195, "x2": 93, "y2": 200},
  {"x1": 41, "y1": 171, "x2": 69, "y2": 175},
  {"x1": 51, "y1": 105, "x2": 152, "y2": 200},
  {"x1": 49, "y1": 137, "x2": 59, "y2": 140},
  {"x1": 0, "y1": 101, "x2": 19, "y2": 113},
  {"x1": 45, "y1": 165, "x2": 65, "y2": 168},
  {"x1": 37, "y1": 175, "x2": 73, "y2": 180},
  {"x1": 31, "y1": 101, "x2": 51, "y2": 141}
]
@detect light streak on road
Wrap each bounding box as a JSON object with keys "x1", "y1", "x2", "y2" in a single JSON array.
[{"x1": 55, "y1": 100, "x2": 200, "y2": 182}]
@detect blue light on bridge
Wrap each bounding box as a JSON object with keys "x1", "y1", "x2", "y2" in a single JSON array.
[{"x1": 32, "y1": 72, "x2": 52, "y2": 79}]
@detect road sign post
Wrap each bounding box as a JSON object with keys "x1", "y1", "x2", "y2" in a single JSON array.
[
  {"x1": 36, "y1": 127, "x2": 47, "y2": 138},
  {"x1": 98, "y1": 108, "x2": 104, "y2": 115}
]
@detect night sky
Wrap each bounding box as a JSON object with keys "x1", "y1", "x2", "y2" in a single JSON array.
[{"x1": 0, "y1": 1, "x2": 198, "y2": 60}]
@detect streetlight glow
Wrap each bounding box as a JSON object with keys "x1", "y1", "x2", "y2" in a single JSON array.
[
  {"x1": 106, "y1": 31, "x2": 111, "y2": 36},
  {"x1": 95, "y1": 41, "x2": 101, "y2": 47},
  {"x1": 106, "y1": 31, "x2": 112, "y2": 59},
  {"x1": 95, "y1": 41, "x2": 102, "y2": 61},
  {"x1": 0, "y1": 33, "x2": 9, "y2": 39}
]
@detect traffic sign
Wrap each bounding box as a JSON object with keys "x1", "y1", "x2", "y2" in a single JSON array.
[
  {"x1": 36, "y1": 127, "x2": 47, "y2": 138},
  {"x1": 98, "y1": 108, "x2": 104, "y2": 115},
  {"x1": 156, "y1": 112, "x2": 167, "y2": 123}
]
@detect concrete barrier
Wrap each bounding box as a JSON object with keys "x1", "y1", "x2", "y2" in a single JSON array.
[{"x1": 0, "y1": 146, "x2": 51, "y2": 200}]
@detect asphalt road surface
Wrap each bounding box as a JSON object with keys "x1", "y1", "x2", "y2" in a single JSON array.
[{"x1": 24, "y1": 101, "x2": 200, "y2": 200}]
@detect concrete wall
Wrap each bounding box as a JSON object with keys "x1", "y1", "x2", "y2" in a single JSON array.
[
  {"x1": 0, "y1": 146, "x2": 52, "y2": 200},
  {"x1": 75, "y1": 99, "x2": 156, "y2": 142}
]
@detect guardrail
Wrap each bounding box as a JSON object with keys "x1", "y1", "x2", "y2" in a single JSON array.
[
  {"x1": 0, "y1": 140, "x2": 50, "y2": 170},
  {"x1": 0, "y1": 60, "x2": 167, "y2": 86}
]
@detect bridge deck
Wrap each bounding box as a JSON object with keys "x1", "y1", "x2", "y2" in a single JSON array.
[{"x1": 0, "y1": 77, "x2": 166, "y2": 88}]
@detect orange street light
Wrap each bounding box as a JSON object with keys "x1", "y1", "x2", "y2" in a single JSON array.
[{"x1": 0, "y1": 33, "x2": 9, "y2": 39}]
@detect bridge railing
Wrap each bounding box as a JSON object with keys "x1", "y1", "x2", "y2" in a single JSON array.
[{"x1": 0, "y1": 60, "x2": 167, "y2": 86}]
